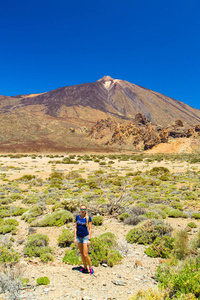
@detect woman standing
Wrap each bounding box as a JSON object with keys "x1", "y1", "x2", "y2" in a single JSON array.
[{"x1": 74, "y1": 204, "x2": 94, "y2": 274}]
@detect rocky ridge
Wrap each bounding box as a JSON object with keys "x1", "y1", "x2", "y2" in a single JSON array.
[{"x1": 88, "y1": 113, "x2": 200, "y2": 150}]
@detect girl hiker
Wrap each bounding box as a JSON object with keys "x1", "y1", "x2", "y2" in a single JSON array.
[{"x1": 74, "y1": 204, "x2": 94, "y2": 274}]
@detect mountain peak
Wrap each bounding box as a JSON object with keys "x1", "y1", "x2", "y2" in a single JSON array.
[{"x1": 98, "y1": 76, "x2": 115, "y2": 82}]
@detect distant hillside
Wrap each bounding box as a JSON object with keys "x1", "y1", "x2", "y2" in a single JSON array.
[{"x1": 0, "y1": 76, "x2": 200, "y2": 152}]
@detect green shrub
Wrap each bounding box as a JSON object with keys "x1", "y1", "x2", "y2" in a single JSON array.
[
  {"x1": 12, "y1": 207, "x2": 28, "y2": 216},
  {"x1": 180, "y1": 212, "x2": 189, "y2": 218},
  {"x1": 88, "y1": 181, "x2": 98, "y2": 189},
  {"x1": 145, "y1": 236, "x2": 174, "y2": 258},
  {"x1": 58, "y1": 229, "x2": 73, "y2": 247},
  {"x1": 24, "y1": 233, "x2": 54, "y2": 262},
  {"x1": 4, "y1": 219, "x2": 19, "y2": 226},
  {"x1": 132, "y1": 176, "x2": 149, "y2": 186},
  {"x1": 0, "y1": 218, "x2": 18, "y2": 234},
  {"x1": 23, "y1": 194, "x2": 40, "y2": 204},
  {"x1": 149, "y1": 167, "x2": 170, "y2": 176},
  {"x1": 145, "y1": 211, "x2": 160, "y2": 219},
  {"x1": 22, "y1": 278, "x2": 29, "y2": 287},
  {"x1": 156, "y1": 256, "x2": 200, "y2": 298},
  {"x1": 119, "y1": 213, "x2": 131, "y2": 221},
  {"x1": 159, "y1": 174, "x2": 170, "y2": 181},
  {"x1": 60, "y1": 198, "x2": 80, "y2": 212},
  {"x1": 129, "y1": 288, "x2": 166, "y2": 300},
  {"x1": 64, "y1": 232, "x2": 122, "y2": 267},
  {"x1": 63, "y1": 249, "x2": 82, "y2": 265},
  {"x1": 192, "y1": 212, "x2": 200, "y2": 219},
  {"x1": 40, "y1": 253, "x2": 54, "y2": 263},
  {"x1": 18, "y1": 175, "x2": 36, "y2": 182},
  {"x1": 98, "y1": 232, "x2": 118, "y2": 248},
  {"x1": 48, "y1": 171, "x2": 64, "y2": 188},
  {"x1": 164, "y1": 207, "x2": 182, "y2": 218},
  {"x1": 21, "y1": 205, "x2": 43, "y2": 222},
  {"x1": 0, "y1": 198, "x2": 12, "y2": 205},
  {"x1": 66, "y1": 171, "x2": 82, "y2": 180},
  {"x1": 0, "y1": 206, "x2": 11, "y2": 218},
  {"x1": 11, "y1": 193, "x2": 23, "y2": 200},
  {"x1": 171, "y1": 201, "x2": 183, "y2": 210},
  {"x1": 156, "y1": 209, "x2": 167, "y2": 219},
  {"x1": 0, "y1": 246, "x2": 20, "y2": 264},
  {"x1": 93, "y1": 215, "x2": 103, "y2": 226},
  {"x1": 190, "y1": 229, "x2": 200, "y2": 250},
  {"x1": 173, "y1": 229, "x2": 189, "y2": 260},
  {"x1": 187, "y1": 222, "x2": 197, "y2": 228},
  {"x1": 90, "y1": 234, "x2": 122, "y2": 267},
  {"x1": 32, "y1": 209, "x2": 73, "y2": 227},
  {"x1": 94, "y1": 169, "x2": 104, "y2": 176},
  {"x1": 126, "y1": 172, "x2": 135, "y2": 176},
  {"x1": 126, "y1": 220, "x2": 172, "y2": 245},
  {"x1": 183, "y1": 191, "x2": 198, "y2": 201},
  {"x1": 124, "y1": 215, "x2": 146, "y2": 226},
  {"x1": 0, "y1": 224, "x2": 17, "y2": 235},
  {"x1": 37, "y1": 276, "x2": 50, "y2": 285}
]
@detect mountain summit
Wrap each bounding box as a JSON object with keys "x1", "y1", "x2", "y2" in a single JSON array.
[
  {"x1": 0, "y1": 76, "x2": 200, "y2": 152},
  {"x1": 2, "y1": 76, "x2": 200, "y2": 126}
]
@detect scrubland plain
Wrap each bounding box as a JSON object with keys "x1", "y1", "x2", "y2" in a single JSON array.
[{"x1": 1, "y1": 152, "x2": 200, "y2": 300}]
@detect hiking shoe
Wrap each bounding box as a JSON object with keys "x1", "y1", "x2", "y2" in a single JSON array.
[
  {"x1": 89, "y1": 268, "x2": 94, "y2": 275},
  {"x1": 79, "y1": 267, "x2": 88, "y2": 273}
]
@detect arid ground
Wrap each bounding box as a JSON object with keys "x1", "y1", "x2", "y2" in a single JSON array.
[{"x1": 1, "y1": 153, "x2": 200, "y2": 300}]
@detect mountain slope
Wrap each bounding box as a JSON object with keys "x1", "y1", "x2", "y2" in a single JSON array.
[
  {"x1": 0, "y1": 76, "x2": 200, "y2": 152},
  {"x1": 1, "y1": 76, "x2": 200, "y2": 126}
]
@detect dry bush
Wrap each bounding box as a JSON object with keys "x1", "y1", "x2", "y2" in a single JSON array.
[
  {"x1": 0, "y1": 264, "x2": 23, "y2": 300},
  {"x1": 124, "y1": 215, "x2": 146, "y2": 226}
]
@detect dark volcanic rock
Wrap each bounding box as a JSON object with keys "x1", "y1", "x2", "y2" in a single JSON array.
[
  {"x1": 159, "y1": 128, "x2": 169, "y2": 143},
  {"x1": 142, "y1": 124, "x2": 161, "y2": 150},
  {"x1": 195, "y1": 124, "x2": 200, "y2": 132},
  {"x1": 185, "y1": 128, "x2": 195, "y2": 137},
  {"x1": 175, "y1": 119, "x2": 184, "y2": 127},
  {"x1": 89, "y1": 113, "x2": 198, "y2": 151},
  {"x1": 135, "y1": 113, "x2": 150, "y2": 125}
]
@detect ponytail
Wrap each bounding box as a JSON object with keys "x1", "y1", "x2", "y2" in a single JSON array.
[{"x1": 86, "y1": 213, "x2": 89, "y2": 229}]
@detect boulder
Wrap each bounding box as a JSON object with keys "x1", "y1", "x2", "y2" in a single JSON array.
[
  {"x1": 185, "y1": 128, "x2": 195, "y2": 137},
  {"x1": 135, "y1": 113, "x2": 150, "y2": 125},
  {"x1": 159, "y1": 128, "x2": 169, "y2": 143},
  {"x1": 175, "y1": 119, "x2": 184, "y2": 127},
  {"x1": 143, "y1": 124, "x2": 161, "y2": 150},
  {"x1": 195, "y1": 124, "x2": 200, "y2": 132}
]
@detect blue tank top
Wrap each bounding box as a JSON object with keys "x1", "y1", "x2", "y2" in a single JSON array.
[{"x1": 76, "y1": 215, "x2": 92, "y2": 237}]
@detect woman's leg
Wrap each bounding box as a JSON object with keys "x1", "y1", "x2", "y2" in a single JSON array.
[
  {"x1": 83, "y1": 243, "x2": 92, "y2": 269},
  {"x1": 78, "y1": 243, "x2": 87, "y2": 269}
]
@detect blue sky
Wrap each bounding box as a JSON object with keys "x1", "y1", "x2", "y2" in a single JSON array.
[{"x1": 0, "y1": 0, "x2": 200, "y2": 109}]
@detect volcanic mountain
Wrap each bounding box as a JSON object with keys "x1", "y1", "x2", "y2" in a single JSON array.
[{"x1": 0, "y1": 76, "x2": 200, "y2": 152}]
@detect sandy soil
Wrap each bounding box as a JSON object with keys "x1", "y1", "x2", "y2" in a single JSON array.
[
  {"x1": 0, "y1": 154, "x2": 198, "y2": 183},
  {"x1": 1, "y1": 154, "x2": 200, "y2": 299}
]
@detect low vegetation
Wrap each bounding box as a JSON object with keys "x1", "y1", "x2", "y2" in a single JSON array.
[
  {"x1": 36, "y1": 276, "x2": 50, "y2": 285},
  {"x1": 63, "y1": 232, "x2": 122, "y2": 267},
  {"x1": 126, "y1": 219, "x2": 172, "y2": 245},
  {"x1": 58, "y1": 229, "x2": 74, "y2": 247},
  {"x1": 30, "y1": 209, "x2": 73, "y2": 227},
  {"x1": 0, "y1": 246, "x2": 20, "y2": 264},
  {"x1": 1, "y1": 153, "x2": 200, "y2": 298},
  {"x1": 24, "y1": 233, "x2": 54, "y2": 262}
]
